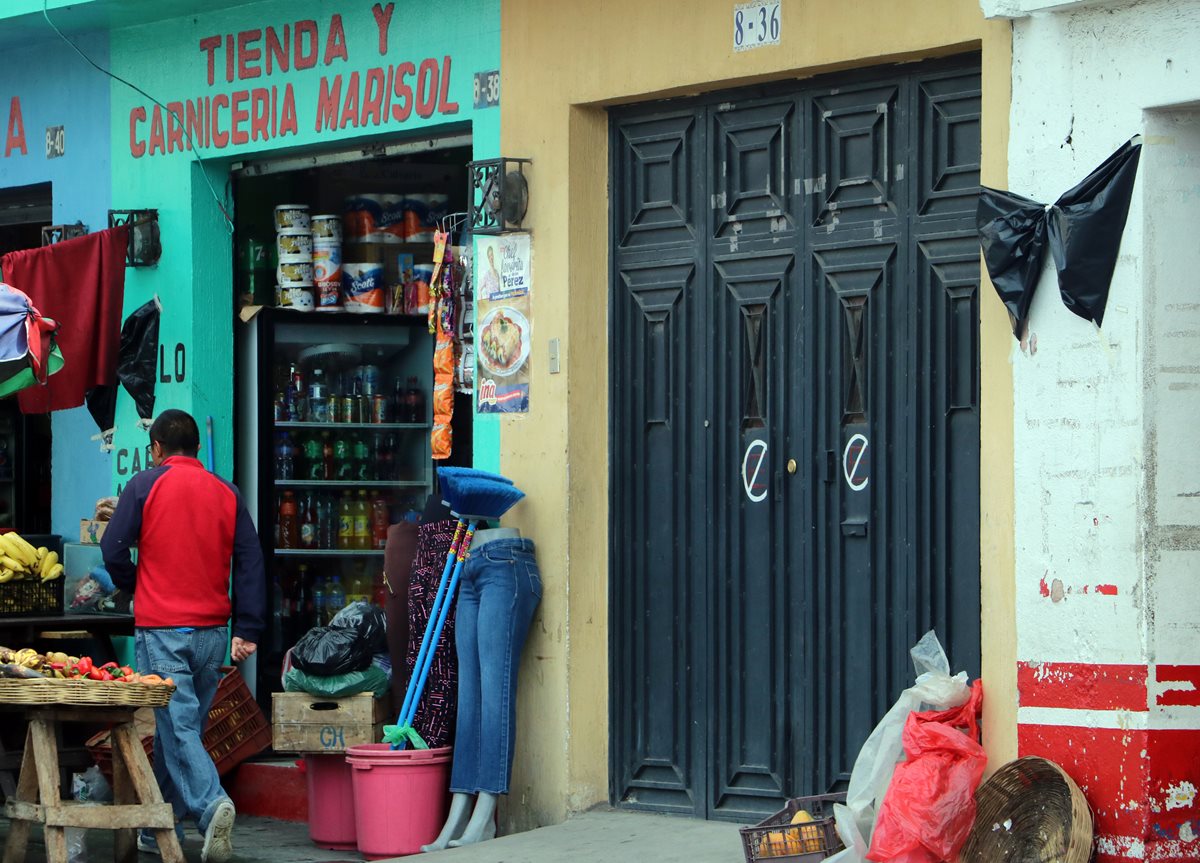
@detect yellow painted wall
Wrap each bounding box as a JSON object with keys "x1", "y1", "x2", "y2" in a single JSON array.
[{"x1": 498, "y1": 0, "x2": 1015, "y2": 830}]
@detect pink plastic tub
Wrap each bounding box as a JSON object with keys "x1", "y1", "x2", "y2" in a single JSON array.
[
  {"x1": 304, "y1": 754, "x2": 357, "y2": 851},
  {"x1": 346, "y1": 744, "x2": 452, "y2": 859}
]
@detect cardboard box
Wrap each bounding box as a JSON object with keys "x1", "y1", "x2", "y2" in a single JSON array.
[
  {"x1": 272, "y1": 691, "x2": 390, "y2": 754},
  {"x1": 80, "y1": 520, "x2": 108, "y2": 544}
]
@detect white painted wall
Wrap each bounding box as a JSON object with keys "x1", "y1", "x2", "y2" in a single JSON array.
[{"x1": 997, "y1": 0, "x2": 1200, "y2": 669}]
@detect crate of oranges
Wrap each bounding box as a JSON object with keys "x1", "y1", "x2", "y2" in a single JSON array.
[{"x1": 740, "y1": 793, "x2": 845, "y2": 862}]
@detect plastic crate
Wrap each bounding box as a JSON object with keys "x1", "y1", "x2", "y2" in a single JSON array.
[
  {"x1": 86, "y1": 667, "x2": 271, "y2": 781},
  {"x1": 203, "y1": 666, "x2": 272, "y2": 775},
  {"x1": 740, "y1": 793, "x2": 845, "y2": 862},
  {"x1": 0, "y1": 533, "x2": 65, "y2": 618}
]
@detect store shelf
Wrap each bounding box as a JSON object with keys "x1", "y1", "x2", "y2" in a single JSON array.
[
  {"x1": 274, "y1": 480, "x2": 429, "y2": 488},
  {"x1": 274, "y1": 549, "x2": 385, "y2": 557},
  {"x1": 275, "y1": 422, "x2": 430, "y2": 430}
]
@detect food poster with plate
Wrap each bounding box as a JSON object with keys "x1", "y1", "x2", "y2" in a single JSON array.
[{"x1": 476, "y1": 235, "x2": 531, "y2": 413}]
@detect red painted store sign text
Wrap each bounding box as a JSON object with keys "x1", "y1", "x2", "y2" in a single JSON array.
[{"x1": 129, "y1": 4, "x2": 459, "y2": 158}]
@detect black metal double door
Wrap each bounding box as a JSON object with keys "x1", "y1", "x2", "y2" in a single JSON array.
[{"x1": 609, "y1": 59, "x2": 983, "y2": 821}]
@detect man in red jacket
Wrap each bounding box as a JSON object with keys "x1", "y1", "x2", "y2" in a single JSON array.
[{"x1": 102, "y1": 410, "x2": 265, "y2": 863}]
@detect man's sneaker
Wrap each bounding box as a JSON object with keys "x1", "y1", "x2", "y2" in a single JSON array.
[
  {"x1": 201, "y1": 798, "x2": 236, "y2": 863},
  {"x1": 136, "y1": 832, "x2": 161, "y2": 856}
]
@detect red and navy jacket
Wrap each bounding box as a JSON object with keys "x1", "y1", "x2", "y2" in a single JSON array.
[{"x1": 101, "y1": 455, "x2": 266, "y2": 641}]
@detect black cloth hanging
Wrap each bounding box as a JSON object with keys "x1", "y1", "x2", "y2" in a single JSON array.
[
  {"x1": 84, "y1": 299, "x2": 160, "y2": 448},
  {"x1": 977, "y1": 138, "x2": 1141, "y2": 338}
]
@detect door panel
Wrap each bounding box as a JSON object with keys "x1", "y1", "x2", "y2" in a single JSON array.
[{"x1": 611, "y1": 57, "x2": 982, "y2": 822}]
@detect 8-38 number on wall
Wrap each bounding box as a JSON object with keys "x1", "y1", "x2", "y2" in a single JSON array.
[{"x1": 733, "y1": 0, "x2": 781, "y2": 52}]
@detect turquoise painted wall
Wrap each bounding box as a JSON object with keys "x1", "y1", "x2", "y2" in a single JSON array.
[
  {"x1": 0, "y1": 30, "x2": 113, "y2": 538},
  {"x1": 104, "y1": 0, "x2": 500, "y2": 489}
]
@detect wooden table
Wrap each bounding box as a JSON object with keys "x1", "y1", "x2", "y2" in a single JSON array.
[{"x1": 2, "y1": 706, "x2": 183, "y2": 863}]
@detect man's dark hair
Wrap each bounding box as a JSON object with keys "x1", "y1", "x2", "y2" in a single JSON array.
[{"x1": 149, "y1": 409, "x2": 201, "y2": 457}]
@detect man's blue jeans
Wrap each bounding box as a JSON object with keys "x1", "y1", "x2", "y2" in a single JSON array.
[
  {"x1": 135, "y1": 627, "x2": 229, "y2": 835},
  {"x1": 450, "y1": 538, "x2": 542, "y2": 795}
]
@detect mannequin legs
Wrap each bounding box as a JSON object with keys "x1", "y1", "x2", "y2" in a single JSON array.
[
  {"x1": 421, "y1": 792, "x2": 496, "y2": 852},
  {"x1": 421, "y1": 793, "x2": 473, "y2": 852},
  {"x1": 447, "y1": 792, "x2": 497, "y2": 847}
]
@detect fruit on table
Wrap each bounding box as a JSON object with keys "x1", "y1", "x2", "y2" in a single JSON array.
[
  {"x1": 0, "y1": 533, "x2": 63, "y2": 582},
  {"x1": 0, "y1": 647, "x2": 173, "y2": 686}
]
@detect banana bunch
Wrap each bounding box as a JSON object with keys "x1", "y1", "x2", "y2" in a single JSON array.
[{"x1": 0, "y1": 533, "x2": 63, "y2": 584}]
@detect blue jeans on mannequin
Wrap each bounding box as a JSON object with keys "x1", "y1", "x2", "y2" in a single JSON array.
[
  {"x1": 135, "y1": 627, "x2": 231, "y2": 843},
  {"x1": 450, "y1": 538, "x2": 542, "y2": 795}
]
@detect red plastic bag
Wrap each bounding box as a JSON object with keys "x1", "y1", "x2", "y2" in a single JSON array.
[{"x1": 866, "y1": 679, "x2": 985, "y2": 863}]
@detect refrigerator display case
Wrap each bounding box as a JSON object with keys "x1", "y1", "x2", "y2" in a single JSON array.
[{"x1": 245, "y1": 308, "x2": 433, "y2": 697}]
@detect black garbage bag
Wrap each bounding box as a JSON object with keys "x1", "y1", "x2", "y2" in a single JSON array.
[
  {"x1": 330, "y1": 601, "x2": 388, "y2": 654},
  {"x1": 977, "y1": 137, "x2": 1141, "y2": 337},
  {"x1": 290, "y1": 602, "x2": 388, "y2": 676},
  {"x1": 85, "y1": 384, "x2": 118, "y2": 449},
  {"x1": 117, "y1": 299, "x2": 161, "y2": 423},
  {"x1": 290, "y1": 626, "x2": 372, "y2": 676}
]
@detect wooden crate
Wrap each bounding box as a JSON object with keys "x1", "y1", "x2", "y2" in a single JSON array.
[{"x1": 271, "y1": 692, "x2": 389, "y2": 754}]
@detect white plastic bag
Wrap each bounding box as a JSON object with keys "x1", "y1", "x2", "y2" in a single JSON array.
[
  {"x1": 825, "y1": 630, "x2": 970, "y2": 863},
  {"x1": 66, "y1": 766, "x2": 113, "y2": 863}
]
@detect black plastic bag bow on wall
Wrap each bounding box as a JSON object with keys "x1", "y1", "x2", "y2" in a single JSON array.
[
  {"x1": 977, "y1": 137, "x2": 1142, "y2": 339},
  {"x1": 84, "y1": 297, "x2": 161, "y2": 450}
]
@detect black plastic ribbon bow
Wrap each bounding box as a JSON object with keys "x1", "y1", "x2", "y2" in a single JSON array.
[{"x1": 977, "y1": 137, "x2": 1142, "y2": 339}]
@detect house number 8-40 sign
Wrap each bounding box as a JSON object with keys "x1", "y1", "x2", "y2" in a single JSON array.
[{"x1": 733, "y1": 1, "x2": 781, "y2": 52}]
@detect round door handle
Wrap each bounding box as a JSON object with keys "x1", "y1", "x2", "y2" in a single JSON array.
[{"x1": 787, "y1": 458, "x2": 798, "y2": 475}]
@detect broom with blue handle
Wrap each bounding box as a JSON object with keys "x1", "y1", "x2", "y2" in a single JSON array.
[
  {"x1": 384, "y1": 470, "x2": 525, "y2": 749},
  {"x1": 392, "y1": 469, "x2": 512, "y2": 736}
]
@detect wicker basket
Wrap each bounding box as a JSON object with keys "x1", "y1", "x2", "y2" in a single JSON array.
[
  {"x1": 959, "y1": 756, "x2": 1093, "y2": 863},
  {"x1": 0, "y1": 677, "x2": 174, "y2": 708},
  {"x1": 740, "y1": 793, "x2": 845, "y2": 862}
]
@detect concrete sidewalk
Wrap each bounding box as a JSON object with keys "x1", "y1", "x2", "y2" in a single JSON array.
[
  {"x1": 421, "y1": 809, "x2": 746, "y2": 863},
  {"x1": 1, "y1": 809, "x2": 747, "y2": 862}
]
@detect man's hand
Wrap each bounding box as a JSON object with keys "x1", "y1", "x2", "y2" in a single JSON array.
[{"x1": 231, "y1": 637, "x2": 257, "y2": 663}]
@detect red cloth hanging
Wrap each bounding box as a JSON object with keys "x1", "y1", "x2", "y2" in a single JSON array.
[{"x1": 1, "y1": 226, "x2": 128, "y2": 413}]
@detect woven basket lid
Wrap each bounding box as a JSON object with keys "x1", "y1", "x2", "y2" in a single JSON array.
[{"x1": 959, "y1": 756, "x2": 1093, "y2": 863}]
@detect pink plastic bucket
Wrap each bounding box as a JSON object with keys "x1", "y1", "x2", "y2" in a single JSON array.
[
  {"x1": 304, "y1": 754, "x2": 357, "y2": 851},
  {"x1": 346, "y1": 744, "x2": 452, "y2": 859}
]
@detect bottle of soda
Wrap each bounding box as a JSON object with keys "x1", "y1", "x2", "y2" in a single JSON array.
[
  {"x1": 303, "y1": 433, "x2": 322, "y2": 480},
  {"x1": 383, "y1": 433, "x2": 398, "y2": 480},
  {"x1": 300, "y1": 494, "x2": 318, "y2": 549},
  {"x1": 317, "y1": 495, "x2": 335, "y2": 550},
  {"x1": 322, "y1": 432, "x2": 334, "y2": 480},
  {"x1": 405, "y1": 377, "x2": 425, "y2": 424},
  {"x1": 372, "y1": 571, "x2": 388, "y2": 607},
  {"x1": 348, "y1": 561, "x2": 371, "y2": 605},
  {"x1": 338, "y1": 490, "x2": 354, "y2": 550},
  {"x1": 276, "y1": 433, "x2": 294, "y2": 480},
  {"x1": 308, "y1": 367, "x2": 328, "y2": 423},
  {"x1": 371, "y1": 494, "x2": 389, "y2": 550},
  {"x1": 392, "y1": 379, "x2": 406, "y2": 424},
  {"x1": 334, "y1": 435, "x2": 353, "y2": 481},
  {"x1": 353, "y1": 490, "x2": 371, "y2": 550},
  {"x1": 354, "y1": 434, "x2": 371, "y2": 481},
  {"x1": 278, "y1": 491, "x2": 298, "y2": 549},
  {"x1": 312, "y1": 576, "x2": 327, "y2": 627},
  {"x1": 372, "y1": 433, "x2": 388, "y2": 483},
  {"x1": 296, "y1": 564, "x2": 310, "y2": 630},
  {"x1": 327, "y1": 576, "x2": 346, "y2": 623}
]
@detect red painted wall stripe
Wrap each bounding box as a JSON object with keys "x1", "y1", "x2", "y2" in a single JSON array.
[
  {"x1": 1018, "y1": 662, "x2": 1148, "y2": 711},
  {"x1": 1156, "y1": 665, "x2": 1200, "y2": 707}
]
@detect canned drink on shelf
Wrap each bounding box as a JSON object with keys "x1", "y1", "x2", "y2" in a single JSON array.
[
  {"x1": 371, "y1": 394, "x2": 387, "y2": 424},
  {"x1": 326, "y1": 395, "x2": 338, "y2": 423},
  {"x1": 339, "y1": 394, "x2": 355, "y2": 424}
]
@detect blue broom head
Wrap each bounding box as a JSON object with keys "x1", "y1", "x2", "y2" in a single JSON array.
[
  {"x1": 436, "y1": 466, "x2": 514, "y2": 486},
  {"x1": 444, "y1": 475, "x2": 526, "y2": 520}
]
